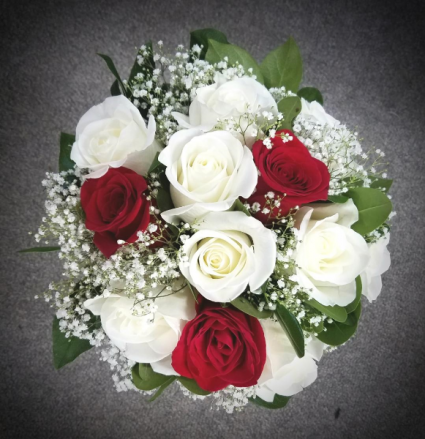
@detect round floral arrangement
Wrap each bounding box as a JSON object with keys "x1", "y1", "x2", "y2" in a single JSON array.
[{"x1": 24, "y1": 29, "x2": 394, "y2": 412}]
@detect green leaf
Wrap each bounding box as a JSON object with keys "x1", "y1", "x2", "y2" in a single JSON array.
[
  {"x1": 149, "y1": 377, "x2": 176, "y2": 402},
  {"x1": 275, "y1": 304, "x2": 305, "y2": 358},
  {"x1": 328, "y1": 194, "x2": 349, "y2": 203},
  {"x1": 19, "y1": 246, "x2": 60, "y2": 253},
  {"x1": 156, "y1": 188, "x2": 174, "y2": 213},
  {"x1": 317, "y1": 303, "x2": 362, "y2": 346},
  {"x1": 230, "y1": 199, "x2": 251, "y2": 216},
  {"x1": 370, "y1": 177, "x2": 393, "y2": 193},
  {"x1": 52, "y1": 316, "x2": 92, "y2": 369},
  {"x1": 305, "y1": 299, "x2": 347, "y2": 323},
  {"x1": 97, "y1": 53, "x2": 126, "y2": 95},
  {"x1": 249, "y1": 394, "x2": 291, "y2": 409},
  {"x1": 132, "y1": 363, "x2": 170, "y2": 391},
  {"x1": 206, "y1": 40, "x2": 264, "y2": 84},
  {"x1": 147, "y1": 152, "x2": 164, "y2": 175},
  {"x1": 345, "y1": 277, "x2": 362, "y2": 314},
  {"x1": 231, "y1": 296, "x2": 273, "y2": 319},
  {"x1": 190, "y1": 28, "x2": 228, "y2": 59},
  {"x1": 59, "y1": 132, "x2": 76, "y2": 172},
  {"x1": 297, "y1": 87, "x2": 323, "y2": 105},
  {"x1": 178, "y1": 377, "x2": 211, "y2": 396},
  {"x1": 346, "y1": 187, "x2": 392, "y2": 235},
  {"x1": 277, "y1": 96, "x2": 302, "y2": 130},
  {"x1": 260, "y1": 37, "x2": 303, "y2": 91},
  {"x1": 110, "y1": 79, "x2": 121, "y2": 96}
]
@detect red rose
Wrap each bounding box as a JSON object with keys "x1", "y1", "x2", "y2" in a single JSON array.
[
  {"x1": 248, "y1": 129, "x2": 330, "y2": 222},
  {"x1": 81, "y1": 167, "x2": 151, "y2": 258},
  {"x1": 171, "y1": 298, "x2": 266, "y2": 391}
]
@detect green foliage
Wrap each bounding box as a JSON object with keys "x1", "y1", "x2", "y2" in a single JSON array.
[
  {"x1": 277, "y1": 96, "x2": 302, "y2": 130},
  {"x1": 346, "y1": 187, "x2": 392, "y2": 235},
  {"x1": 147, "y1": 152, "x2": 164, "y2": 175},
  {"x1": 59, "y1": 132, "x2": 76, "y2": 172},
  {"x1": 260, "y1": 37, "x2": 302, "y2": 91},
  {"x1": 345, "y1": 277, "x2": 362, "y2": 314},
  {"x1": 190, "y1": 28, "x2": 229, "y2": 59},
  {"x1": 156, "y1": 188, "x2": 174, "y2": 213},
  {"x1": 231, "y1": 296, "x2": 273, "y2": 319},
  {"x1": 149, "y1": 377, "x2": 176, "y2": 402},
  {"x1": 305, "y1": 299, "x2": 348, "y2": 323},
  {"x1": 317, "y1": 302, "x2": 362, "y2": 346},
  {"x1": 97, "y1": 53, "x2": 127, "y2": 96},
  {"x1": 178, "y1": 377, "x2": 211, "y2": 396},
  {"x1": 297, "y1": 87, "x2": 323, "y2": 105},
  {"x1": 230, "y1": 199, "x2": 251, "y2": 216},
  {"x1": 206, "y1": 40, "x2": 264, "y2": 84},
  {"x1": 110, "y1": 79, "x2": 121, "y2": 96},
  {"x1": 19, "y1": 246, "x2": 60, "y2": 253},
  {"x1": 275, "y1": 304, "x2": 305, "y2": 358},
  {"x1": 328, "y1": 194, "x2": 349, "y2": 203},
  {"x1": 249, "y1": 394, "x2": 291, "y2": 409},
  {"x1": 132, "y1": 363, "x2": 170, "y2": 391},
  {"x1": 370, "y1": 177, "x2": 393, "y2": 193},
  {"x1": 52, "y1": 316, "x2": 92, "y2": 369}
]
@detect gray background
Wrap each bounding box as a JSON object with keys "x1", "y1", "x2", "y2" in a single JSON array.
[{"x1": 1, "y1": 0, "x2": 424, "y2": 438}]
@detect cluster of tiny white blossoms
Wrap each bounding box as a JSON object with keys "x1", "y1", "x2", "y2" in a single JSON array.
[
  {"x1": 212, "y1": 385, "x2": 257, "y2": 414},
  {"x1": 293, "y1": 115, "x2": 388, "y2": 195},
  {"x1": 100, "y1": 342, "x2": 139, "y2": 393},
  {"x1": 128, "y1": 42, "x2": 273, "y2": 145}
]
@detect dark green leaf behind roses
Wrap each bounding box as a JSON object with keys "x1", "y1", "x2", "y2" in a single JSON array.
[
  {"x1": 190, "y1": 28, "x2": 229, "y2": 59},
  {"x1": 249, "y1": 394, "x2": 291, "y2": 409},
  {"x1": 317, "y1": 302, "x2": 362, "y2": 346},
  {"x1": 59, "y1": 132, "x2": 76, "y2": 172},
  {"x1": 260, "y1": 37, "x2": 302, "y2": 91},
  {"x1": 275, "y1": 304, "x2": 305, "y2": 358},
  {"x1": 52, "y1": 316, "x2": 92, "y2": 369},
  {"x1": 206, "y1": 40, "x2": 264, "y2": 84}
]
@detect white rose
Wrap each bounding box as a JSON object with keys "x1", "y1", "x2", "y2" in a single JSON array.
[
  {"x1": 361, "y1": 233, "x2": 391, "y2": 302},
  {"x1": 179, "y1": 211, "x2": 276, "y2": 303},
  {"x1": 172, "y1": 75, "x2": 277, "y2": 147},
  {"x1": 159, "y1": 129, "x2": 257, "y2": 224},
  {"x1": 84, "y1": 283, "x2": 195, "y2": 375},
  {"x1": 295, "y1": 199, "x2": 369, "y2": 306},
  {"x1": 71, "y1": 95, "x2": 161, "y2": 179},
  {"x1": 257, "y1": 319, "x2": 325, "y2": 401},
  {"x1": 299, "y1": 97, "x2": 340, "y2": 127}
]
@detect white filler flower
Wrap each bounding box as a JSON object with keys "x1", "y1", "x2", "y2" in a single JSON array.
[
  {"x1": 179, "y1": 211, "x2": 276, "y2": 303},
  {"x1": 71, "y1": 95, "x2": 161, "y2": 178},
  {"x1": 159, "y1": 129, "x2": 257, "y2": 224},
  {"x1": 172, "y1": 75, "x2": 277, "y2": 147},
  {"x1": 361, "y1": 233, "x2": 391, "y2": 302},
  {"x1": 257, "y1": 319, "x2": 325, "y2": 401},
  {"x1": 84, "y1": 284, "x2": 195, "y2": 375},
  {"x1": 295, "y1": 199, "x2": 369, "y2": 307}
]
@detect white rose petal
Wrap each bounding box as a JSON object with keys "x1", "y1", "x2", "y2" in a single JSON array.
[
  {"x1": 71, "y1": 95, "x2": 161, "y2": 178},
  {"x1": 84, "y1": 283, "x2": 195, "y2": 371},
  {"x1": 361, "y1": 233, "x2": 391, "y2": 302},
  {"x1": 179, "y1": 211, "x2": 276, "y2": 302},
  {"x1": 172, "y1": 75, "x2": 277, "y2": 147},
  {"x1": 295, "y1": 202, "x2": 369, "y2": 307},
  {"x1": 299, "y1": 97, "x2": 340, "y2": 127},
  {"x1": 159, "y1": 129, "x2": 257, "y2": 224},
  {"x1": 257, "y1": 319, "x2": 325, "y2": 401}
]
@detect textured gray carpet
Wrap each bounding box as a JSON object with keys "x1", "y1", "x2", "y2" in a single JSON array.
[{"x1": 1, "y1": 0, "x2": 425, "y2": 438}]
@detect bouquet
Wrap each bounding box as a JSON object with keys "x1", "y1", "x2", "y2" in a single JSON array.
[{"x1": 24, "y1": 29, "x2": 394, "y2": 413}]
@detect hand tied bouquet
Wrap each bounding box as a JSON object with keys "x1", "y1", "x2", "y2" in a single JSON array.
[{"x1": 24, "y1": 29, "x2": 394, "y2": 413}]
